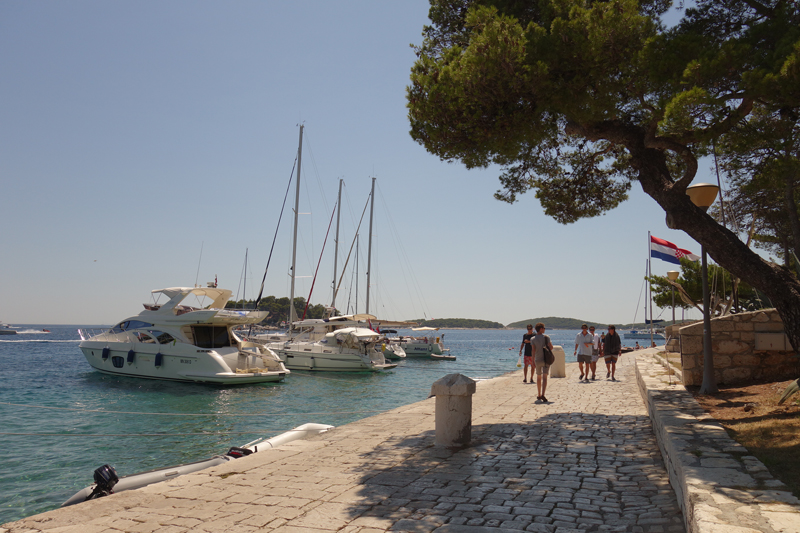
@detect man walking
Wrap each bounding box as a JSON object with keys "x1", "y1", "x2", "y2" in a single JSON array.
[
  {"x1": 532, "y1": 322, "x2": 553, "y2": 402},
  {"x1": 519, "y1": 324, "x2": 535, "y2": 383},
  {"x1": 602, "y1": 325, "x2": 623, "y2": 380},
  {"x1": 589, "y1": 326, "x2": 601, "y2": 380},
  {"x1": 574, "y1": 324, "x2": 593, "y2": 382}
]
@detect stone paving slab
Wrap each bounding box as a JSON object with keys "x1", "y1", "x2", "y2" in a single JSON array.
[{"x1": 2, "y1": 353, "x2": 685, "y2": 532}]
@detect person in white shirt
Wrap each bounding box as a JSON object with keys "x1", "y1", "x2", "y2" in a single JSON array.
[{"x1": 574, "y1": 324, "x2": 593, "y2": 382}]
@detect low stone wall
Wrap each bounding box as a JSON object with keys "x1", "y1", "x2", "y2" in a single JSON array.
[
  {"x1": 636, "y1": 349, "x2": 800, "y2": 533},
  {"x1": 678, "y1": 309, "x2": 799, "y2": 386}
]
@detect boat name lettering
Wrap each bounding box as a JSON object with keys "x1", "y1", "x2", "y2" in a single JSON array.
[
  {"x1": 180, "y1": 359, "x2": 193, "y2": 364},
  {"x1": 196, "y1": 349, "x2": 211, "y2": 353}
]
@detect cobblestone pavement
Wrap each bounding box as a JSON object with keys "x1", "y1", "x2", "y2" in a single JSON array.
[{"x1": 2, "y1": 353, "x2": 686, "y2": 533}]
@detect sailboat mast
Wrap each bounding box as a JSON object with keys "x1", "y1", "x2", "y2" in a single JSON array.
[
  {"x1": 289, "y1": 125, "x2": 304, "y2": 327},
  {"x1": 331, "y1": 178, "x2": 343, "y2": 310},
  {"x1": 365, "y1": 177, "x2": 375, "y2": 315}
]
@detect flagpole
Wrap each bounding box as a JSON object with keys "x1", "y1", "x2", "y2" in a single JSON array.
[{"x1": 648, "y1": 231, "x2": 654, "y2": 347}]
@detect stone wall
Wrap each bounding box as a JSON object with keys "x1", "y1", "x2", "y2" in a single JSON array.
[{"x1": 676, "y1": 309, "x2": 799, "y2": 386}]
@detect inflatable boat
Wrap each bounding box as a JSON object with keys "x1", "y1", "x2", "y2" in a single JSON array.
[{"x1": 62, "y1": 423, "x2": 333, "y2": 507}]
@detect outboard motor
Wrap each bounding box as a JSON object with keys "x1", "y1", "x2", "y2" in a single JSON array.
[
  {"x1": 226, "y1": 446, "x2": 253, "y2": 458},
  {"x1": 86, "y1": 464, "x2": 119, "y2": 500}
]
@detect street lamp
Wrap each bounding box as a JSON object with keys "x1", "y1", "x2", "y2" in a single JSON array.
[
  {"x1": 687, "y1": 182, "x2": 720, "y2": 395},
  {"x1": 667, "y1": 270, "x2": 679, "y2": 325}
]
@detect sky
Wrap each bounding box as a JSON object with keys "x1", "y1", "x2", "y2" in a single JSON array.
[{"x1": 1, "y1": 1, "x2": 721, "y2": 326}]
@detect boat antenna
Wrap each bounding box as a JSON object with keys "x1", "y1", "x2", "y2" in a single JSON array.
[
  {"x1": 301, "y1": 202, "x2": 337, "y2": 320},
  {"x1": 194, "y1": 241, "x2": 204, "y2": 288}
]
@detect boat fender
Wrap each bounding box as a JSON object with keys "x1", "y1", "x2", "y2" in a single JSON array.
[
  {"x1": 226, "y1": 446, "x2": 254, "y2": 458},
  {"x1": 86, "y1": 464, "x2": 118, "y2": 501},
  {"x1": 127, "y1": 349, "x2": 135, "y2": 364},
  {"x1": 155, "y1": 352, "x2": 163, "y2": 367},
  {"x1": 101, "y1": 347, "x2": 110, "y2": 360}
]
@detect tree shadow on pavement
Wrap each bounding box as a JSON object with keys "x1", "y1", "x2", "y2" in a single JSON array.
[{"x1": 337, "y1": 413, "x2": 685, "y2": 532}]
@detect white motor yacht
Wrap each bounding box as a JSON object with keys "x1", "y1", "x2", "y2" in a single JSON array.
[
  {"x1": 0, "y1": 322, "x2": 17, "y2": 335},
  {"x1": 78, "y1": 286, "x2": 289, "y2": 384},
  {"x1": 267, "y1": 326, "x2": 398, "y2": 372}
]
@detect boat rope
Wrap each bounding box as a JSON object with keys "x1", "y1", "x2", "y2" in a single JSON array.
[
  {"x1": 332, "y1": 192, "x2": 371, "y2": 307},
  {"x1": 0, "y1": 428, "x2": 329, "y2": 438},
  {"x1": 0, "y1": 401, "x2": 391, "y2": 417},
  {"x1": 252, "y1": 154, "x2": 297, "y2": 315},
  {"x1": 301, "y1": 201, "x2": 337, "y2": 320}
]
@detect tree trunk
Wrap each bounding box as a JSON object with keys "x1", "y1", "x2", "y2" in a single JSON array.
[
  {"x1": 783, "y1": 166, "x2": 800, "y2": 265},
  {"x1": 633, "y1": 147, "x2": 800, "y2": 356}
]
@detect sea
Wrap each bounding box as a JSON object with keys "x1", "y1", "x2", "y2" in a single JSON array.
[{"x1": 0, "y1": 325, "x2": 645, "y2": 524}]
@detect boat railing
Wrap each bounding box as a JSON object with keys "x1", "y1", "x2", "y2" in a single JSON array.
[
  {"x1": 77, "y1": 329, "x2": 138, "y2": 343},
  {"x1": 367, "y1": 345, "x2": 386, "y2": 365},
  {"x1": 78, "y1": 328, "x2": 113, "y2": 341}
]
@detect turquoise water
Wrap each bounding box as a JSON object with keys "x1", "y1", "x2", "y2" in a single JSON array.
[{"x1": 0, "y1": 325, "x2": 643, "y2": 524}]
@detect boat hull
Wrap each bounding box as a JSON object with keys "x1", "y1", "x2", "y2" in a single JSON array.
[
  {"x1": 398, "y1": 341, "x2": 447, "y2": 358},
  {"x1": 624, "y1": 331, "x2": 665, "y2": 340},
  {"x1": 79, "y1": 344, "x2": 287, "y2": 384},
  {"x1": 270, "y1": 346, "x2": 397, "y2": 372},
  {"x1": 62, "y1": 423, "x2": 333, "y2": 508}
]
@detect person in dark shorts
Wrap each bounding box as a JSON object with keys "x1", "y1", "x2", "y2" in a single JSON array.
[
  {"x1": 532, "y1": 322, "x2": 553, "y2": 402},
  {"x1": 602, "y1": 325, "x2": 622, "y2": 380},
  {"x1": 519, "y1": 324, "x2": 535, "y2": 383},
  {"x1": 574, "y1": 324, "x2": 593, "y2": 382}
]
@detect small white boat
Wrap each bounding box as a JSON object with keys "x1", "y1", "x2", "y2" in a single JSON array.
[
  {"x1": 0, "y1": 322, "x2": 17, "y2": 335},
  {"x1": 390, "y1": 327, "x2": 453, "y2": 359},
  {"x1": 78, "y1": 286, "x2": 289, "y2": 384},
  {"x1": 624, "y1": 329, "x2": 665, "y2": 340},
  {"x1": 61, "y1": 423, "x2": 333, "y2": 507}
]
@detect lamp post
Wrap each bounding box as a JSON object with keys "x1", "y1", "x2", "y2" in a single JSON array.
[
  {"x1": 667, "y1": 270, "x2": 679, "y2": 325},
  {"x1": 687, "y1": 183, "x2": 720, "y2": 395}
]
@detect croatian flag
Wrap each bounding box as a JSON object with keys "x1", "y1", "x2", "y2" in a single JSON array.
[{"x1": 650, "y1": 236, "x2": 700, "y2": 264}]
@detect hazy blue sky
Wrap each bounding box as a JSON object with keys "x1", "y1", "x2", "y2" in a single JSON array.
[{"x1": 1, "y1": 1, "x2": 719, "y2": 326}]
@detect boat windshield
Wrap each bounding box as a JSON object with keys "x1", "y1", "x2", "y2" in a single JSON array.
[
  {"x1": 191, "y1": 325, "x2": 231, "y2": 348},
  {"x1": 149, "y1": 330, "x2": 176, "y2": 344},
  {"x1": 110, "y1": 320, "x2": 154, "y2": 333}
]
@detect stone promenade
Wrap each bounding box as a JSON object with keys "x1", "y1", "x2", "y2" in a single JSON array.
[{"x1": 2, "y1": 353, "x2": 685, "y2": 533}]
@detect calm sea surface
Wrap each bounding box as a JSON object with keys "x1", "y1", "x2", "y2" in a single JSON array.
[{"x1": 0, "y1": 325, "x2": 645, "y2": 524}]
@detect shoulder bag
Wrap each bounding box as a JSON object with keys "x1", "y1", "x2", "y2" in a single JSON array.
[{"x1": 542, "y1": 335, "x2": 555, "y2": 366}]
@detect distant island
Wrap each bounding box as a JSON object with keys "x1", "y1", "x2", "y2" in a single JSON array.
[
  {"x1": 507, "y1": 317, "x2": 673, "y2": 330},
  {"x1": 405, "y1": 317, "x2": 664, "y2": 330},
  {"x1": 506, "y1": 317, "x2": 607, "y2": 329},
  {"x1": 411, "y1": 318, "x2": 505, "y2": 329}
]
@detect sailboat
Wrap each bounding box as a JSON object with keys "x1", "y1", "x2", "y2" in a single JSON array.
[{"x1": 263, "y1": 127, "x2": 397, "y2": 372}]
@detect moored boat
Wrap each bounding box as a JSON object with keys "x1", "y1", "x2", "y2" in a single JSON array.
[
  {"x1": 390, "y1": 327, "x2": 454, "y2": 359},
  {"x1": 78, "y1": 285, "x2": 289, "y2": 384},
  {"x1": 61, "y1": 423, "x2": 333, "y2": 507},
  {"x1": 624, "y1": 329, "x2": 665, "y2": 340},
  {"x1": 267, "y1": 326, "x2": 398, "y2": 372}
]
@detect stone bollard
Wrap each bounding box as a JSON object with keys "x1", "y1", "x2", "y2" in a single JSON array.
[
  {"x1": 430, "y1": 373, "x2": 476, "y2": 447},
  {"x1": 549, "y1": 345, "x2": 567, "y2": 378}
]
